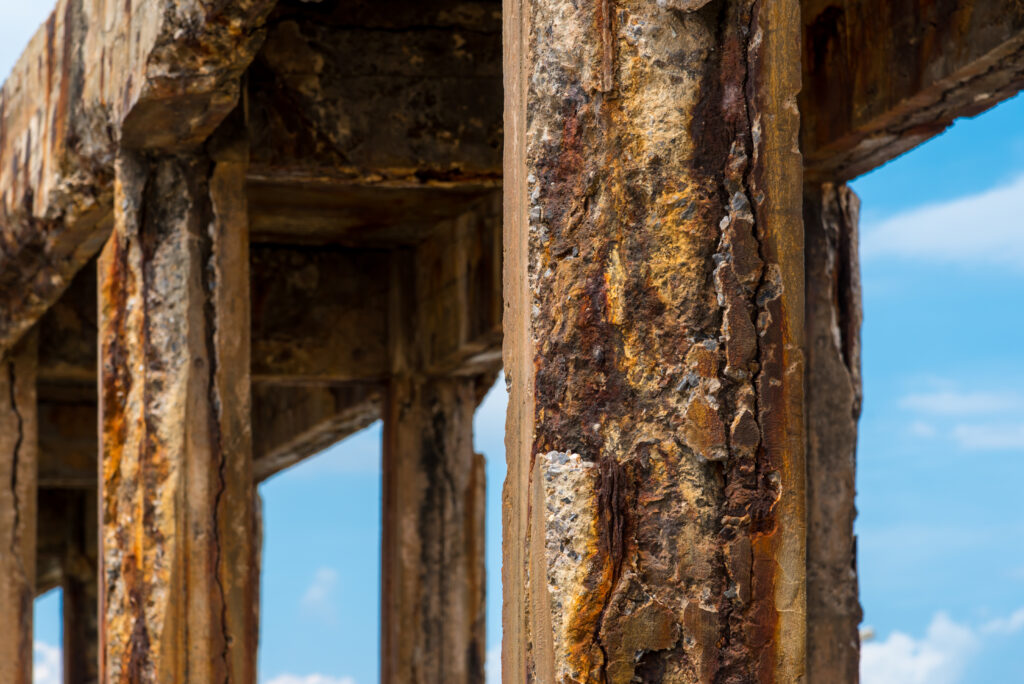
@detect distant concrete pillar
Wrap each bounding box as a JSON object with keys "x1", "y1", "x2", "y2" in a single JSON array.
[
  {"x1": 381, "y1": 252, "x2": 487, "y2": 684},
  {"x1": 63, "y1": 490, "x2": 99, "y2": 684},
  {"x1": 502, "y1": 0, "x2": 806, "y2": 680},
  {"x1": 97, "y1": 128, "x2": 259, "y2": 682},
  {"x1": 0, "y1": 331, "x2": 37, "y2": 684},
  {"x1": 805, "y1": 182, "x2": 863, "y2": 683}
]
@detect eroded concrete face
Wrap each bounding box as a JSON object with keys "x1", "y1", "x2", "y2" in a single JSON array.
[{"x1": 505, "y1": 0, "x2": 805, "y2": 681}]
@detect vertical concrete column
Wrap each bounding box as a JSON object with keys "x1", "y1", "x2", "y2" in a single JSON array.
[
  {"x1": 502, "y1": 0, "x2": 806, "y2": 681},
  {"x1": 804, "y1": 183, "x2": 863, "y2": 683},
  {"x1": 63, "y1": 490, "x2": 99, "y2": 684},
  {"x1": 97, "y1": 128, "x2": 258, "y2": 682},
  {"x1": 382, "y1": 252, "x2": 487, "y2": 684},
  {"x1": 0, "y1": 331, "x2": 37, "y2": 684}
]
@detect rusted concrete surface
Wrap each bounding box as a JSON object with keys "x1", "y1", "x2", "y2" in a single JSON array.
[
  {"x1": 805, "y1": 183, "x2": 863, "y2": 684},
  {"x1": 803, "y1": 0, "x2": 1024, "y2": 180},
  {"x1": 0, "y1": 333, "x2": 37, "y2": 684},
  {"x1": 503, "y1": 0, "x2": 805, "y2": 681},
  {"x1": 98, "y1": 142, "x2": 257, "y2": 682},
  {"x1": 0, "y1": 0, "x2": 275, "y2": 357}
]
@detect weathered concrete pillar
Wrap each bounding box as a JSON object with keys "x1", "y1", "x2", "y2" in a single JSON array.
[
  {"x1": 804, "y1": 183, "x2": 862, "y2": 684},
  {"x1": 381, "y1": 252, "x2": 487, "y2": 684},
  {"x1": 63, "y1": 490, "x2": 99, "y2": 684},
  {"x1": 502, "y1": 0, "x2": 805, "y2": 681},
  {"x1": 0, "y1": 331, "x2": 37, "y2": 684},
  {"x1": 382, "y1": 376, "x2": 487, "y2": 684},
  {"x1": 97, "y1": 129, "x2": 258, "y2": 682}
]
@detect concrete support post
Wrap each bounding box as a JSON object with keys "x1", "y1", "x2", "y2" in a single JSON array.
[
  {"x1": 804, "y1": 183, "x2": 863, "y2": 683},
  {"x1": 97, "y1": 128, "x2": 258, "y2": 682},
  {"x1": 63, "y1": 490, "x2": 99, "y2": 684},
  {"x1": 382, "y1": 375, "x2": 487, "y2": 684},
  {"x1": 0, "y1": 331, "x2": 37, "y2": 684},
  {"x1": 502, "y1": 0, "x2": 806, "y2": 681},
  {"x1": 382, "y1": 248, "x2": 487, "y2": 684}
]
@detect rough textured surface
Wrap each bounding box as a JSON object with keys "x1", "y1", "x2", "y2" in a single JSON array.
[
  {"x1": 803, "y1": 0, "x2": 1024, "y2": 180},
  {"x1": 0, "y1": 333, "x2": 37, "y2": 684},
  {"x1": 503, "y1": 0, "x2": 805, "y2": 681},
  {"x1": 98, "y1": 141, "x2": 258, "y2": 682},
  {"x1": 805, "y1": 183, "x2": 862, "y2": 684}
]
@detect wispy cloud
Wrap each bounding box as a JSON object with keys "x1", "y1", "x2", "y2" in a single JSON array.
[
  {"x1": 951, "y1": 423, "x2": 1024, "y2": 450},
  {"x1": 980, "y1": 607, "x2": 1024, "y2": 635},
  {"x1": 861, "y1": 174, "x2": 1024, "y2": 268},
  {"x1": 301, "y1": 567, "x2": 340, "y2": 622},
  {"x1": 265, "y1": 675, "x2": 356, "y2": 684},
  {"x1": 900, "y1": 390, "x2": 1024, "y2": 415},
  {"x1": 899, "y1": 383, "x2": 1024, "y2": 450},
  {"x1": 33, "y1": 642, "x2": 61, "y2": 684}
]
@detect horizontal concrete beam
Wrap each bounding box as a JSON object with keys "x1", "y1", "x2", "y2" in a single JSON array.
[
  {"x1": 803, "y1": 0, "x2": 1024, "y2": 180},
  {"x1": 37, "y1": 380, "x2": 383, "y2": 489}
]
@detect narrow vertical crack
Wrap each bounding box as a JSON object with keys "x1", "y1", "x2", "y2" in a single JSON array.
[
  {"x1": 7, "y1": 359, "x2": 25, "y2": 566},
  {"x1": 199, "y1": 157, "x2": 232, "y2": 683}
]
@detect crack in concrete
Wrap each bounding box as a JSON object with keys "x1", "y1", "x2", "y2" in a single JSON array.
[{"x1": 6, "y1": 359, "x2": 25, "y2": 572}]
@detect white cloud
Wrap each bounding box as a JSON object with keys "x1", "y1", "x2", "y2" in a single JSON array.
[
  {"x1": 900, "y1": 390, "x2": 1024, "y2": 416},
  {"x1": 862, "y1": 607, "x2": 1024, "y2": 684},
  {"x1": 861, "y1": 174, "x2": 1024, "y2": 268},
  {"x1": 301, "y1": 567, "x2": 339, "y2": 622},
  {"x1": 981, "y1": 607, "x2": 1024, "y2": 635},
  {"x1": 486, "y1": 644, "x2": 502, "y2": 684},
  {"x1": 265, "y1": 676, "x2": 356, "y2": 684},
  {"x1": 33, "y1": 642, "x2": 61, "y2": 684},
  {"x1": 861, "y1": 613, "x2": 978, "y2": 684},
  {"x1": 951, "y1": 423, "x2": 1024, "y2": 450}
]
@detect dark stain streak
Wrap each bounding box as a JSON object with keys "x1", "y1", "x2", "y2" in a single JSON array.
[
  {"x1": 597, "y1": 0, "x2": 616, "y2": 93},
  {"x1": 6, "y1": 360, "x2": 23, "y2": 560}
]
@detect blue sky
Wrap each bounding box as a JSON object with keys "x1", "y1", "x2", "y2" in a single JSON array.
[{"x1": 6, "y1": 4, "x2": 1024, "y2": 683}]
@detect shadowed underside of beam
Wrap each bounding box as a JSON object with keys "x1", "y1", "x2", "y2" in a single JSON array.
[{"x1": 802, "y1": 0, "x2": 1024, "y2": 180}]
